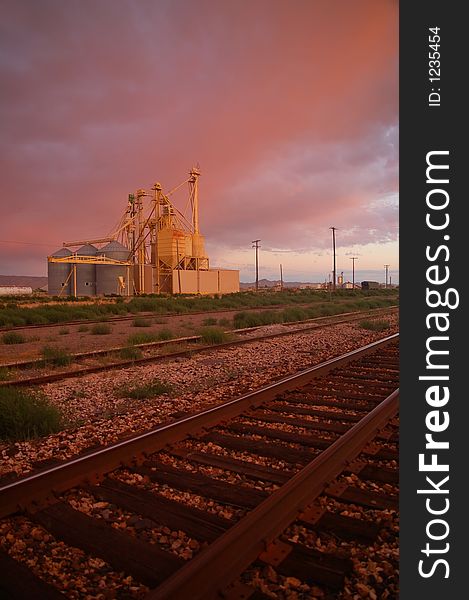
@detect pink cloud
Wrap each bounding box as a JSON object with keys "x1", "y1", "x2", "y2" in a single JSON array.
[{"x1": 0, "y1": 0, "x2": 398, "y2": 276}]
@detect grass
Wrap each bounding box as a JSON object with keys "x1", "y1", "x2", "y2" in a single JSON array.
[
  {"x1": 0, "y1": 289, "x2": 399, "y2": 327},
  {"x1": 78, "y1": 324, "x2": 89, "y2": 332},
  {"x1": 132, "y1": 317, "x2": 151, "y2": 327},
  {"x1": 198, "y1": 326, "x2": 228, "y2": 344},
  {"x1": 231, "y1": 299, "x2": 397, "y2": 330},
  {"x1": 0, "y1": 388, "x2": 63, "y2": 441},
  {"x1": 119, "y1": 346, "x2": 143, "y2": 360},
  {"x1": 157, "y1": 328, "x2": 174, "y2": 341},
  {"x1": 218, "y1": 318, "x2": 231, "y2": 328},
  {"x1": 359, "y1": 319, "x2": 391, "y2": 332},
  {"x1": 0, "y1": 367, "x2": 11, "y2": 381},
  {"x1": 41, "y1": 346, "x2": 73, "y2": 367},
  {"x1": 127, "y1": 332, "x2": 156, "y2": 345},
  {"x1": 119, "y1": 379, "x2": 172, "y2": 399},
  {"x1": 59, "y1": 327, "x2": 70, "y2": 335},
  {"x1": 91, "y1": 323, "x2": 112, "y2": 335},
  {"x1": 202, "y1": 317, "x2": 217, "y2": 326},
  {"x1": 2, "y1": 332, "x2": 26, "y2": 345},
  {"x1": 126, "y1": 329, "x2": 174, "y2": 345}
]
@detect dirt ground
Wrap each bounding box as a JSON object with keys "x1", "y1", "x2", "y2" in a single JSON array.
[
  {"x1": 0, "y1": 300, "x2": 397, "y2": 365},
  {"x1": 0, "y1": 310, "x2": 236, "y2": 364}
]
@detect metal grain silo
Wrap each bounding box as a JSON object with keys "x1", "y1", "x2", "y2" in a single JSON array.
[
  {"x1": 48, "y1": 247, "x2": 72, "y2": 296},
  {"x1": 96, "y1": 241, "x2": 130, "y2": 295},
  {"x1": 76, "y1": 244, "x2": 97, "y2": 296}
]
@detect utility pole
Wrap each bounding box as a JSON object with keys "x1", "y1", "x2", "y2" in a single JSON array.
[
  {"x1": 384, "y1": 264, "x2": 390, "y2": 288},
  {"x1": 330, "y1": 227, "x2": 337, "y2": 291},
  {"x1": 252, "y1": 240, "x2": 261, "y2": 291},
  {"x1": 280, "y1": 263, "x2": 283, "y2": 291},
  {"x1": 350, "y1": 257, "x2": 358, "y2": 290}
]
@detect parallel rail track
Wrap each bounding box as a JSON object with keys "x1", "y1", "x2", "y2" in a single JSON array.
[
  {"x1": 2, "y1": 304, "x2": 282, "y2": 332},
  {"x1": 0, "y1": 334, "x2": 399, "y2": 599},
  {"x1": 0, "y1": 301, "x2": 396, "y2": 332},
  {"x1": 1, "y1": 307, "x2": 397, "y2": 388}
]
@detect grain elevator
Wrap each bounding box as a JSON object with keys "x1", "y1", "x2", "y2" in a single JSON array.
[{"x1": 47, "y1": 168, "x2": 239, "y2": 296}]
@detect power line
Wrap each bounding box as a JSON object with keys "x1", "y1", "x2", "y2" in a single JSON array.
[{"x1": 0, "y1": 239, "x2": 60, "y2": 247}]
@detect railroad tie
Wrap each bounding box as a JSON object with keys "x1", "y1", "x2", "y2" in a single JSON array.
[{"x1": 31, "y1": 501, "x2": 183, "y2": 587}]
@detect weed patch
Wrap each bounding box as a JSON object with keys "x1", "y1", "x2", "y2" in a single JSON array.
[
  {"x1": 199, "y1": 326, "x2": 228, "y2": 344},
  {"x1": 132, "y1": 317, "x2": 151, "y2": 327},
  {"x1": 0, "y1": 388, "x2": 62, "y2": 440},
  {"x1": 91, "y1": 323, "x2": 111, "y2": 335},
  {"x1": 41, "y1": 346, "x2": 73, "y2": 367},
  {"x1": 2, "y1": 332, "x2": 26, "y2": 345},
  {"x1": 202, "y1": 317, "x2": 217, "y2": 326},
  {"x1": 359, "y1": 319, "x2": 391, "y2": 332},
  {"x1": 119, "y1": 380, "x2": 172, "y2": 399},
  {"x1": 119, "y1": 346, "x2": 143, "y2": 360}
]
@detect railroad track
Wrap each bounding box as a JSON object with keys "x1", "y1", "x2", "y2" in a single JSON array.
[
  {"x1": 0, "y1": 334, "x2": 399, "y2": 599},
  {"x1": 1, "y1": 307, "x2": 397, "y2": 387},
  {"x1": 0, "y1": 300, "x2": 369, "y2": 332},
  {"x1": 1, "y1": 304, "x2": 253, "y2": 332}
]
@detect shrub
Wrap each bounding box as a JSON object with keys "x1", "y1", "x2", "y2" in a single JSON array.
[
  {"x1": 59, "y1": 327, "x2": 70, "y2": 335},
  {"x1": 359, "y1": 319, "x2": 391, "y2": 332},
  {"x1": 0, "y1": 388, "x2": 62, "y2": 440},
  {"x1": 199, "y1": 326, "x2": 228, "y2": 344},
  {"x1": 78, "y1": 324, "x2": 89, "y2": 332},
  {"x1": 91, "y1": 323, "x2": 111, "y2": 335},
  {"x1": 233, "y1": 312, "x2": 261, "y2": 329},
  {"x1": 127, "y1": 332, "x2": 156, "y2": 345},
  {"x1": 132, "y1": 317, "x2": 151, "y2": 327},
  {"x1": 157, "y1": 329, "x2": 174, "y2": 341},
  {"x1": 2, "y1": 332, "x2": 26, "y2": 345},
  {"x1": 281, "y1": 307, "x2": 309, "y2": 323},
  {"x1": 202, "y1": 317, "x2": 217, "y2": 326},
  {"x1": 0, "y1": 367, "x2": 11, "y2": 381},
  {"x1": 41, "y1": 346, "x2": 73, "y2": 367},
  {"x1": 119, "y1": 379, "x2": 172, "y2": 399},
  {"x1": 218, "y1": 318, "x2": 231, "y2": 328},
  {"x1": 119, "y1": 346, "x2": 143, "y2": 360}
]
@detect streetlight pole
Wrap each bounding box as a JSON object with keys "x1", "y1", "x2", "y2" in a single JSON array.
[
  {"x1": 350, "y1": 257, "x2": 358, "y2": 290},
  {"x1": 330, "y1": 227, "x2": 337, "y2": 291},
  {"x1": 384, "y1": 264, "x2": 390, "y2": 288},
  {"x1": 252, "y1": 240, "x2": 261, "y2": 291}
]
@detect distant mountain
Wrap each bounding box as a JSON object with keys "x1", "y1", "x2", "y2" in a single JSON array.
[
  {"x1": 0, "y1": 275, "x2": 48, "y2": 290},
  {"x1": 240, "y1": 278, "x2": 319, "y2": 289}
]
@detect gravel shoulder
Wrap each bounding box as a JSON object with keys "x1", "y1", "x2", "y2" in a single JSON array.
[{"x1": 0, "y1": 312, "x2": 398, "y2": 481}]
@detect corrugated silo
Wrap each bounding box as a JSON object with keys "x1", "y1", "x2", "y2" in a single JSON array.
[
  {"x1": 76, "y1": 244, "x2": 97, "y2": 296},
  {"x1": 96, "y1": 241, "x2": 130, "y2": 295},
  {"x1": 48, "y1": 247, "x2": 72, "y2": 295}
]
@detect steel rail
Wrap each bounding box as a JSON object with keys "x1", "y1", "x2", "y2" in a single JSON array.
[
  {"x1": 0, "y1": 333, "x2": 398, "y2": 519},
  {"x1": 149, "y1": 387, "x2": 399, "y2": 600},
  {"x1": 1, "y1": 308, "x2": 398, "y2": 387},
  {"x1": 3, "y1": 307, "x2": 396, "y2": 371}
]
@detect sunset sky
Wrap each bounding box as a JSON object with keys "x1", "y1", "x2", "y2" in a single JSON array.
[{"x1": 0, "y1": 0, "x2": 398, "y2": 284}]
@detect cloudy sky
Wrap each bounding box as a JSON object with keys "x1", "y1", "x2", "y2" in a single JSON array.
[{"x1": 0, "y1": 0, "x2": 398, "y2": 283}]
